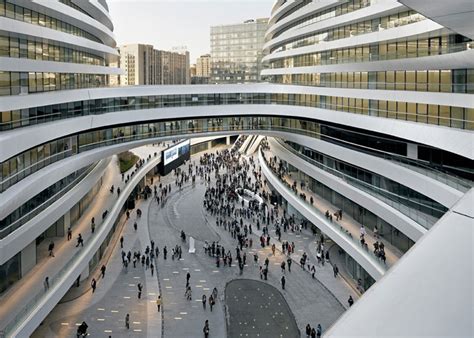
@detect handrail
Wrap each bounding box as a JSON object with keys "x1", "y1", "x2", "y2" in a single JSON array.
[
  {"x1": 259, "y1": 148, "x2": 388, "y2": 278},
  {"x1": 274, "y1": 138, "x2": 444, "y2": 229},
  {"x1": 0, "y1": 162, "x2": 100, "y2": 239}
]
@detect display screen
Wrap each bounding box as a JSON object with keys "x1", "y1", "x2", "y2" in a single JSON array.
[{"x1": 163, "y1": 140, "x2": 190, "y2": 165}]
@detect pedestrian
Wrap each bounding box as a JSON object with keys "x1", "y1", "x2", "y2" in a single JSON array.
[
  {"x1": 333, "y1": 264, "x2": 339, "y2": 278},
  {"x1": 48, "y1": 241, "x2": 55, "y2": 257},
  {"x1": 100, "y1": 264, "x2": 106, "y2": 278},
  {"x1": 186, "y1": 272, "x2": 191, "y2": 287},
  {"x1": 305, "y1": 324, "x2": 311, "y2": 337},
  {"x1": 287, "y1": 257, "x2": 292, "y2": 272},
  {"x1": 202, "y1": 294, "x2": 207, "y2": 309},
  {"x1": 44, "y1": 276, "x2": 49, "y2": 291},
  {"x1": 203, "y1": 319, "x2": 210, "y2": 338},
  {"x1": 91, "y1": 278, "x2": 97, "y2": 293},
  {"x1": 134, "y1": 222, "x2": 138, "y2": 231},
  {"x1": 67, "y1": 227, "x2": 72, "y2": 241},
  {"x1": 281, "y1": 275, "x2": 286, "y2": 290},
  {"x1": 348, "y1": 295, "x2": 354, "y2": 307},
  {"x1": 125, "y1": 313, "x2": 130, "y2": 329},
  {"x1": 156, "y1": 295, "x2": 161, "y2": 312},
  {"x1": 209, "y1": 294, "x2": 214, "y2": 311},
  {"x1": 316, "y1": 324, "x2": 322, "y2": 338},
  {"x1": 310, "y1": 327, "x2": 316, "y2": 338},
  {"x1": 91, "y1": 217, "x2": 95, "y2": 234},
  {"x1": 120, "y1": 236, "x2": 124, "y2": 248},
  {"x1": 137, "y1": 282, "x2": 143, "y2": 299},
  {"x1": 150, "y1": 263, "x2": 154, "y2": 276},
  {"x1": 76, "y1": 233, "x2": 83, "y2": 247}
]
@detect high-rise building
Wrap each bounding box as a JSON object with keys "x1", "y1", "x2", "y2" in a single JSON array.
[
  {"x1": 190, "y1": 64, "x2": 197, "y2": 78},
  {"x1": 119, "y1": 44, "x2": 156, "y2": 85},
  {"x1": 171, "y1": 46, "x2": 191, "y2": 84},
  {"x1": 196, "y1": 54, "x2": 211, "y2": 77},
  {"x1": 210, "y1": 18, "x2": 268, "y2": 83},
  {"x1": 118, "y1": 44, "x2": 190, "y2": 85}
]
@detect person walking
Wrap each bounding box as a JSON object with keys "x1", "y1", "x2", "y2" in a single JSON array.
[
  {"x1": 186, "y1": 272, "x2": 191, "y2": 287},
  {"x1": 209, "y1": 294, "x2": 214, "y2": 312},
  {"x1": 333, "y1": 264, "x2": 339, "y2": 278},
  {"x1": 287, "y1": 257, "x2": 292, "y2": 272},
  {"x1": 203, "y1": 320, "x2": 210, "y2": 338},
  {"x1": 100, "y1": 264, "x2": 106, "y2": 278},
  {"x1": 91, "y1": 278, "x2": 97, "y2": 293},
  {"x1": 137, "y1": 282, "x2": 143, "y2": 299},
  {"x1": 120, "y1": 236, "x2": 124, "y2": 248},
  {"x1": 316, "y1": 324, "x2": 322, "y2": 338},
  {"x1": 348, "y1": 295, "x2": 354, "y2": 307},
  {"x1": 134, "y1": 222, "x2": 138, "y2": 231},
  {"x1": 90, "y1": 217, "x2": 95, "y2": 234},
  {"x1": 67, "y1": 227, "x2": 72, "y2": 241},
  {"x1": 48, "y1": 241, "x2": 55, "y2": 257},
  {"x1": 125, "y1": 313, "x2": 130, "y2": 330},
  {"x1": 44, "y1": 276, "x2": 49, "y2": 291},
  {"x1": 156, "y1": 295, "x2": 161, "y2": 312},
  {"x1": 281, "y1": 275, "x2": 286, "y2": 290},
  {"x1": 76, "y1": 234, "x2": 84, "y2": 247},
  {"x1": 202, "y1": 294, "x2": 207, "y2": 309},
  {"x1": 305, "y1": 324, "x2": 311, "y2": 337},
  {"x1": 150, "y1": 263, "x2": 154, "y2": 276}
]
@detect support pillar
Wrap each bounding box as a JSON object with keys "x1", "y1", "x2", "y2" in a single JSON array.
[
  {"x1": 21, "y1": 240, "x2": 36, "y2": 278},
  {"x1": 407, "y1": 143, "x2": 418, "y2": 159}
]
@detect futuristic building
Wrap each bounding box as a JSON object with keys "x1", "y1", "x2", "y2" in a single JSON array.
[{"x1": 0, "y1": 0, "x2": 472, "y2": 336}]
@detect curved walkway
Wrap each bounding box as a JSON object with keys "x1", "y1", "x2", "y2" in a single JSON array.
[{"x1": 31, "y1": 145, "x2": 350, "y2": 337}]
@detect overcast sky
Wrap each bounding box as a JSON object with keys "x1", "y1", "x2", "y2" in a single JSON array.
[{"x1": 108, "y1": 0, "x2": 275, "y2": 62}]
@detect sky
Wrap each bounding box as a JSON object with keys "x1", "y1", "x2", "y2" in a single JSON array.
[{"x1": 108, "y1": 0, "x2": 275, "y2": 62}]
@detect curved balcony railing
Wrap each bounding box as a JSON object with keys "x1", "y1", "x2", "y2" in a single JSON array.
[
  {"x1": 3, "y1": 152, "x2": 161, "y2": 336},
  {"x1": 0, "y1": 161, "x2": 100, "y2": 239},
  {"x1": 2, "y1": 116, "x2": 471, "y2": 194},
  {"x1": 259, "y1": 148, "x2": 389, "y2": 276},
  {"x1": 268, "y1": 42, "x2": 474, "y2": 67},
  {"x1": 274, "y1": 138, "x2": 444, "y2": 229}
]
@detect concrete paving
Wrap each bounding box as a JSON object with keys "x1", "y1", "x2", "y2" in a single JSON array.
[
  {"x1": 225, "y1": 279, "x2": 299, "y2": 338},
  {"x1": 31, "y1": 146, "x2": 352, "y2": 337}
]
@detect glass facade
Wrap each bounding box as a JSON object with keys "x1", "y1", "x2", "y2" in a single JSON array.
[
  {"x1": 211, "y1": 18, "x2": 268, "y2": 83},
  {"x1": 271, "y1": 11, "x2": 425, "y2": 53},
  {"x1": 0, "y1": 35, "x2": 105, "y2": 66},
  {"x1": 270, "y1": 69, "x2": 474, "y2": 94},
  {"x1": 2, "y1": 114, "x2": 472, "y2": 193},
  {"x1": 1, "y1": 92, "x2": 472, "y2": 133},
  {"x1": 0, "y1": 71, "x2": 108, "y2": 96},
  {"x1": 269, "y1": 35, "x2": 472, "y2": 68},
  {"x1": 266, "y1": 153, "x2": 416, "y2": 254},
  {"x1": 0, "y1": 163, "x2": 97, "y2": 239},
  {"x1": 271, "y1": 0, "x2": 373, "y2": 39},
  {"x1": 0, "y1": 0, "x2": 102, "y2": 43},
  {"x1": 0, "y1": 253, "x2": 20, "y2": 294},
  {"x1": 281, "y1": 140, "x2": 447, "y2": 229}
]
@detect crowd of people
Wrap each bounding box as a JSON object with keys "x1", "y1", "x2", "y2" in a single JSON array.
[{"x1": 69, "y1": 138, "x2": 378, "y2": 337}]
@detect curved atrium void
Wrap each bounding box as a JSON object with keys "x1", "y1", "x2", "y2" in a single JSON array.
[{"x1": 0, "y1": 0, "x2": 472, "y2": 337}]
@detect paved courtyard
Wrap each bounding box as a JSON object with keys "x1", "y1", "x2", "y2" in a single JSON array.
[
  {"x1": 33, "y1": 147, "x2": 351, "y2": 337},
  {"x1": 226, "y1": 279, "x2": 299, "y2": 338}
]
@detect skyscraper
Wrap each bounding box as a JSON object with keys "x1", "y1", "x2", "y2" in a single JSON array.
[
  {"x1": 196, "y1": 54, "x2": 211, "y2": 78},
  {"x1": 210, "y1": 18, "x2": 268, "y2": 83}
]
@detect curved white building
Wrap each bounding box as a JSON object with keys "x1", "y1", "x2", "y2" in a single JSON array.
[{"x1": 0, "y1": 0, "x2": 472, "y2": 336}]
